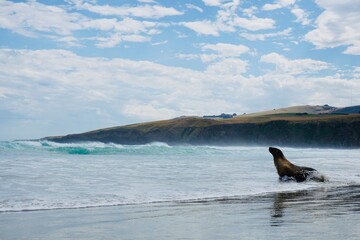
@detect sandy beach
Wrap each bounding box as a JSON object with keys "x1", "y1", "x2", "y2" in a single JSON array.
[{"x1": 2, "y1": 185, "x2": 360, "y2": 240}]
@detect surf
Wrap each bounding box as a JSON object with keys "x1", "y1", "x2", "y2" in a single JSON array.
[{"x1": 1, "y1": 142, "x2": 360, "y2": 213}]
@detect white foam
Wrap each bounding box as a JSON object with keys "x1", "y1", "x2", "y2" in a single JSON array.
[
  {"x1": 146, "y1": 142, "x2": 171, "y2": 147},
  {"x1": 1, "y1": 144, "x2": 359, "y2": 212}
]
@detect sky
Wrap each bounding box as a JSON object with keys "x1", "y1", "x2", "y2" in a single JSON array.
[{"x1": 0, "y1": 0, "x2": 359, "y2": 140}]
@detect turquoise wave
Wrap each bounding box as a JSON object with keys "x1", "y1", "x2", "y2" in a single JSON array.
[
  {"x1": 0, "y1": 140, "x2": 171, "y2": 155},
  {"x1": 0, "y1": 140, "x2": 261, "y2": 156},
  {"x1": 0, "y1": 140, "x2": 243, "y2": 155}
]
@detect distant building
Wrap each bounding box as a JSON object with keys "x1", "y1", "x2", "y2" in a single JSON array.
[{"x1": 203, "y1": 113, "x2": 237, "y2": 119}]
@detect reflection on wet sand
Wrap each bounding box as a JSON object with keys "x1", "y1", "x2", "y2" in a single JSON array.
[
  {"x1": 270, "y1": 190, "x2": 311, "y2": 226},
  {"x1": 270, "y1": 185, "x2": 360, "y2": 227}
]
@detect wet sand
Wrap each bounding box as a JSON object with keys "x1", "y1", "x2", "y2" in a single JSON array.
[{"x1": 1, "y1": 185, "x2": 360, "y2": 240}]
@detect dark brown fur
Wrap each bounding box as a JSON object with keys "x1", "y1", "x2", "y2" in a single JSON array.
[{"x1": 269, "y1": 147, "x2": 325, "y2": 182}]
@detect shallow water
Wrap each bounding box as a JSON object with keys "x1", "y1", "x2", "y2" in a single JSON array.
[{"x1": 1, "y1": 141, "x2": 360, "y2": 239}]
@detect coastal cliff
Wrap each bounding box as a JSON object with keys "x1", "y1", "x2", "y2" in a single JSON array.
[{"x1": 44, "y1": 112, "x2": 360, "y2": 148}]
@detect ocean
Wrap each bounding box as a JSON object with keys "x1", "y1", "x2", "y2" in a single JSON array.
[{"x1": 1, "y1": 141, "x2": 360, "y2": 239}]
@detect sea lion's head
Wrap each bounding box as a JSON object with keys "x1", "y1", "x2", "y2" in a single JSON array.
[{"x1": 269, "y1": 147, "x2": 284, "y2": 158}]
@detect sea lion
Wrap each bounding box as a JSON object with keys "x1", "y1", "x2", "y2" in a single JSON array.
[{"x1": 269, "y1": 147, "x2": 325, "y2": 182}]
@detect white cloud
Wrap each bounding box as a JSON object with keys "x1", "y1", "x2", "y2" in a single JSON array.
[
  {"x1": 0, "y1": 1, "x2": 84, "y2": 37},
  {"x1": 202, "y1": 0, "x2": 223, "y2": 7},
  {"x1": 152, "y1": 40, "x2": 168, "y2": 46},
  {"x1": 184, "y1": 0, "x2": 275, "y2": 35},
  {"x1": 353, "y1": 67, "x2": 360, "y2": 78},
  {"x1": 206, "y1": 58, "x2": 248, "y2": 76},
  {"x1": 305, "y1": 0, "x2": 360, "y2": 55},
  {"x1": 233, "y1": 16, "x2": 275, "y2": 31},
  {"x1": 0, "y1": 48, "x2": 358, "y2": 140},
  {"x1": 95, "y1": 34, "x2": 151, "y2": 48},
  {"x1": 177, "y1": 43, "x2": 250, "y2": 63},
  {"x1": 199, "y1": 54, "x2": 220, "y2": 63},
  {"x1": 0, "y1": 48, "x2": 208, "y2": 111},
  {"x1": 182, "y1": 20, "x2": 220, "y2": 36},
  {"x1": 53, "y1": 36, "x2": 82, "y2": 47},
  {"x1": 176, "y1": 53, "x2": 199, "y2": 61},
  {"x1": 183, "y1": 13, "x2": 275, "y2": 35},
  {"x1": 242, "y1": 6, "x2": 258, "y2": 17},
  {"x1": 202, "y1": 43, "x2": 250, "y2": 57},
  {"x1": 240, "y1": 28, "x2": 292, "y2": 41},
  {"x1": 177, "y1": 53, "x2": 219, "y2": 63},
  {"x1": 86, "y1": 17, "x2": 160, "y2": 47},
  {"x1": 78, "y1": 2, "x2": 183, "y2": 19},
  {"x1": 344, "y1": 45, "x2": 360, "y2": 55},
  {"x1": 0, "y1": 49, "x2": 250, "y2": 135},
  {"x1": 262, "y1": 0, "x2": 296, "y2": 11},
  {"x1": 186, "y1": 4, "x2": 203, "y2": 13},
  {"x1": 260, "y1": 52, "x2": 331, "y2": 75},
  {"x1": 124, "y1": 18, "x2": 159, "y2": 33},
  {"x1": 84, "y1": 17, "x2": 159, "y2": 34},
  {"x1": 122, "y1": 102, "x2": 178, "y2": 120},
  {"x1": 82, "y1": 18, "x2": 118, "y2": 31},
  {"x1": 123, "y1": 35, "x2": 151, "y2": 42},
  {"x1": 2, "y1": 1, "x2": 360, "y2": 141},
  {"x1": 138, "y1": 0, "x2": 157, "y2": 3},
  {"x1": 0, "y1": 1, "x2": 165, "y2": 48},
  {"x1": 291, "y1": 6, "x2": 311, "y2": 25}
]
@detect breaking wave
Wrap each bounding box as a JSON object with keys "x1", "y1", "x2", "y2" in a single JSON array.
[
  {"x1": 1, "y1": 140, "x2": 360, "y2": 213},
  {"x1": 0, "y1": 140, "x2": 177, "y2": 155},
  {"x1": 0, "y1": 140, "x2": 260, "y2": 155}
]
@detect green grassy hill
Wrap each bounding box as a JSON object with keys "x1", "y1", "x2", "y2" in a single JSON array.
[{"x1": 44, "y1": 108, "x2": 360, "y2": 148}]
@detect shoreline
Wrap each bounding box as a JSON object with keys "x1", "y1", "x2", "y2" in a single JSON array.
[
  {"x1": 10, "y1": 139, "x2": 360, "y2": 150},
  {"x1": 1, "y1": 185, "x2": 360, "y2": 240}
]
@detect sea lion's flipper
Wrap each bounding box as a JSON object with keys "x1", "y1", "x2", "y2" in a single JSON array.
[
  {"x1": 307, "y1": 171, "x2": 327, "y2": 182},
  {"x1": 299, "y1": 167, "x2": 327, "y2": 182},
  {"x1": 300, "y1": 166, "x2": 317, "y2": 172},
  {"x1": 294, "y1": 171, "x2": 307, "y2": 182},
  {"x1": 279, "y1": 175, "x2": 297, "y2": 182},
  {"x1": 292, "y1": 167, "x2": 318, "y2": 182}
]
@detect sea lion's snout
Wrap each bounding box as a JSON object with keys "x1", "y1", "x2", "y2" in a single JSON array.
[
  {"x1": 269, "y1": 147, "x2": 283, "y2": 157},
  {"x1": 269, "y1": 147, "x2": 276, "y2": 155}
]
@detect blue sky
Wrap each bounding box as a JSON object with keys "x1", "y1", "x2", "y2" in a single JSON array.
[{"x1": 0, "y1": 0, "x2": 359, "y2": 140}]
